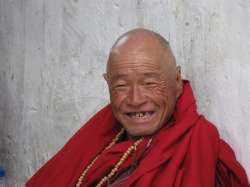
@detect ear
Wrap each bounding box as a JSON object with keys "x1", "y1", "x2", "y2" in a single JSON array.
[
  {"x1": 175, "y1": 66, "x2": 183, "y2": 98},
  {"x1": 103, "y1": 73, "x2": 108, "y2": 81},
  {"x1": 103, "y1": 73, "x2": 110, "y2": 86}
]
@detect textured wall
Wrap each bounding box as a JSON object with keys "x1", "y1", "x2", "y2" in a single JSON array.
[{"x1": 0, "y1": 0, "x2": 249, "y2": 186}]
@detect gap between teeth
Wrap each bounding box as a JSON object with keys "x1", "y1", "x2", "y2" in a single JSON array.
[{"x1": 134, "y1": 112, "x2": 151, "y2": 117}]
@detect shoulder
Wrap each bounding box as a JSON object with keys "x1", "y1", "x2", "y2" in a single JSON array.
[
  {"x1": 197, "y1": 115, "x2": 220, "y2": 137},
  {"x1": 192, "y1": 115, "x2": 221, "y2": 148}
]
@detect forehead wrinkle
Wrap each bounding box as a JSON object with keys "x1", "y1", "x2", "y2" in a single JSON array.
[
  {"x1": 109, "y1": 63, "x2": 164, "y2": 82},
  {"x1": 108, "y1": 48, "x2": 164, "y2": 70},
  {"x1": 110, "y1": 55, "x2": 160, "y2": 66},
  {"x1": 109, "y1": 60, "x2": 162, "y2": 74},
  {"x1": 109, "y1": 43, "x2": 173, "y2": 68},
  {"x1": 107, "y1": 55, "x2": 174, "y2": 81},
  {"x1": 110, "y1": 72, "x2": 162, "y2": 83}
]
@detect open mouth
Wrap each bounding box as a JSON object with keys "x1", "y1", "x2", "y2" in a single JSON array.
[{"x1": 125, "y1": 111, "x2": 155, "y2": 120}]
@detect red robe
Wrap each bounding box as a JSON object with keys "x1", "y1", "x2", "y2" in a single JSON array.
[{"x1": 26, "y1": 81, "x2": 249, "y2": 187}]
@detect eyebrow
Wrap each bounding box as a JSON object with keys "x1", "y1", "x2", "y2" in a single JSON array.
[
  {"x1": 109, "y1": 74, "x2": 127, "y2": 81},
  {"x1": 142, "y1": 72, "x2": 161, "y2": 78}
]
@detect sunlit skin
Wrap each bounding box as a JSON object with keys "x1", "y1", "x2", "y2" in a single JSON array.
[{"x1": 104, "y1": 29, "x2": 183, "y2": 138}]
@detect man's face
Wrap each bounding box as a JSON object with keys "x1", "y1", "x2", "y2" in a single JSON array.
[{"x1": 105, "y1": 44, "x2": 181, "y2": 137}]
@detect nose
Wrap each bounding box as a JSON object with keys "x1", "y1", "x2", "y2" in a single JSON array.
[{"x1": 127, "y1": 85, "x2": 147, "y2": 107}]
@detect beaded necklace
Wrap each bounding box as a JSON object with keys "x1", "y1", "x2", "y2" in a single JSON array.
[{"x1": 75, "y1": 128, "x2": 144, "y2": 187}]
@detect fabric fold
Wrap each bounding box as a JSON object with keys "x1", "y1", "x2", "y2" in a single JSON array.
[{"x1": 26, "y1": 81, "x2": 249, "y2": 187}]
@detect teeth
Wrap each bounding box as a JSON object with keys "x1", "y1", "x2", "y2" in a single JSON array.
[
  {"x1": 132, "y1": 112, "x2": 151, "y2": 118},
  {"x1": 135, "y1": 113, "x2": 141, "y2": 117}
]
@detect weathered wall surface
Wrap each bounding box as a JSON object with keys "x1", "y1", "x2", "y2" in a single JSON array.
[{"x1": 0, "y1": 0, "x2": 249, "y2": 186}]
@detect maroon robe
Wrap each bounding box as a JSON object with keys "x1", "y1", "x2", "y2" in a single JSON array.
[{"x1": 26, "y1": 81, "x2": 249, "y2": 187}]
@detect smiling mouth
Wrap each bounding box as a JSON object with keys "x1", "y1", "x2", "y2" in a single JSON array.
[{"x1": 126, "y1": 111, "x2": 155, "y2": 119}]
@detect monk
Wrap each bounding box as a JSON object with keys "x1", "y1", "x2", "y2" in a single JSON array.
[{"x1": 26, "y1": 28, "x2": 249, "y2": 187}]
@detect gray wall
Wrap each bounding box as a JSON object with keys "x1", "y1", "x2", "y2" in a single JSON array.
[{"x1": 0, "y1": 0, "x2": 250, "y2": 186}]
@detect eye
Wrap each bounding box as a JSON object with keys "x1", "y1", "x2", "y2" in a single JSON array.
[
  {"x1": 145, "y1": 82, "x2": 157, "y2": 86},
  {"x1": 115, "y1": 84, "x2": 126, "y2": 88},
  {"x1": 112, "y1": 83, "x2": 128, "y2": 91}
]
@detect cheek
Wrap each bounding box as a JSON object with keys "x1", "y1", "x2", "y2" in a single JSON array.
[
  {"x1": 146, "y1": 84, "x2": 169, "y2": 102},
  {"x1": 110, "y1": 90, "x2": 127, "y2": 108}
]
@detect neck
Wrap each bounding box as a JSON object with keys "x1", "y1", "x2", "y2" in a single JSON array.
[{"x1": 125, "y1": 132, "x2": 142, "y2": 141}]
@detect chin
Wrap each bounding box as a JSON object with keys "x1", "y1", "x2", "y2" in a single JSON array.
[{"x1": 126, "y1": 127, "x2": 159, "y2": 138}]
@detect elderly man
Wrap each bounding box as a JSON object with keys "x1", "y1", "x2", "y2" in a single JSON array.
[{"x1": 26, "y1": 29, "x2": 249, "y2": 187}]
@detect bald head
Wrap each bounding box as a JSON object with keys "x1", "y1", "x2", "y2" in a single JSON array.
[
  {"x1": 106, "y1": 28, "x2": 176, "y2": 77},
  {"x1": 111, "y1": 28, "x2": 171, "y2": 54}
]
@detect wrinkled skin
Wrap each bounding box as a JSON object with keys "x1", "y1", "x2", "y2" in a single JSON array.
[{"x1": 104, "y1": 29, "x2": 183, "y2": 138}]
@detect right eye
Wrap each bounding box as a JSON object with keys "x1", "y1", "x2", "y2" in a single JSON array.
[
  {"x1": 115, "y1": 84, "x2": 126, "y2": 88},
  {"x1": 112, "y1": 84, "x2": 128, "y2": 91}
]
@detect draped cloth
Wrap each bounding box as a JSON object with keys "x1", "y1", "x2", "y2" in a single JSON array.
[{"x1": 26, "y1": 81, "x2": 249, "y2": 187}]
